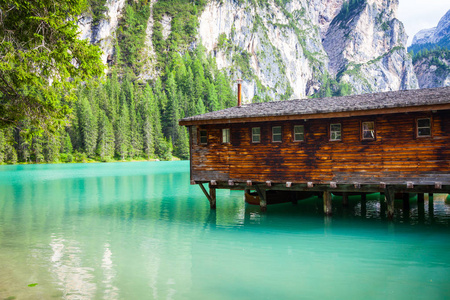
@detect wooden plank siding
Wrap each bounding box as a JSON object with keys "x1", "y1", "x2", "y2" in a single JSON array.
[{"x1": 189, "y1": 110, "x2": 450, "y2": 186}]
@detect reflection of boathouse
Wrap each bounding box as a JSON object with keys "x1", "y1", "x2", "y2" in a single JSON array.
[{"x1": 179, "y1": 86, "x2": 450, "y2": 218}]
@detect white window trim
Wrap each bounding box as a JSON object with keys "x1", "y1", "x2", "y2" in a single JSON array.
[
  {"x1": 222, "y1": 128, "x2": 230, "y2": 143},
  {"x1": 330, "y1": 123, "x2": 341, "y2": 141},
  {"x1": 272, "y1": 126, "x2": 282, "y2": 142},
  {"x1": 361, "y1": 121, "x2": 375, "y2": 140},
  {"x1": 252, "y1": 127, "x2": 261, "y2": 143},
  {"x1": 199, "y1": 130, "x2": 207, "y2": 145},
  {"x1": 293, "y1": 125, "x2": 304, "y2": 142},
  {"x1": 417, "y1": 118, "x2": 431, "y2": 137}
]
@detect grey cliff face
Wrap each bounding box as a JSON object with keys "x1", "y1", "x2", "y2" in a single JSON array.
[
  {"x1": 79, "y1": 0, "x2": 420, "y2": 100},
  {"x1": 323, "y1": 0, "x2": 418, "y2": 93},
  {"x1": 199, "y1": 0, "x2": 418, "y2": 100},
  {"x1": 414, "y1": 58, "x2": 450, "y2": 89}
]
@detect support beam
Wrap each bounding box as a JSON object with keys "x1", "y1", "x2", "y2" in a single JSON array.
[
  {"x1": 210, "y1": 186, "x2": 216, "y2": 210},
  {"x1": 417, "y1": 193, "x2": 424, "y2": 203},
  {"x1": 418, "y1": 196, "x2": 425, "y2": 222},
  {"x1": 402, "y1": 193, "x2": 410, "y2": 211},
  {"x1": 198, "y1": 183, "x2": 216, "y2": 210},
  {"x1": 429, "y1": 194, "x2": 434, "y2": 217},
  {"x1": 255, "y1": 185, "x2": 267, "y2": 212},
  {"x1": 361, "y1": 194, "x2": 367, "y2": 218},
  {"x1": 323, "y1": 191, "x2": 332, "y2": 216},
  {"x1": 342, "y1": 192, "x2": 349, "y2": 207},
  {"x1": 385, "y1": 187, "x2": 395, "y2": 220}
]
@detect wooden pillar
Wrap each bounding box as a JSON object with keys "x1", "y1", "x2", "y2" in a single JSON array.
[
  {"x1": 429, "y1": 194, "x2": 434, "y2": 217},
  {"x1": 402, "y1": 193, "x2": 410, "y2": 211},
  {"x1": 342, "y1": 192, "x2": 349, "y2": 207},
  {"x1": 385, "y1": 188, "x2": 395, "y2": 220},
  {"x1": 323, "y1": 191, "x2": 332, "y2": 216},
  {"x1": 418, "y1": 195, "x2": 425, "y2": 222},
  {"x1": 380, "y1": 193, "x2": 386, "y2": 218},
  {"x1": 199, "y1": 183, "x2": 216, "y2": 210},
  {"x1": 291, "y1": 192, "x2": 298, "y2": 205},
  {"x1": 417, "y1": 193, "x2": 424, "y2": 203},
  {"x1": 210, "y1": 186, "x2": 216, "y2": 210},
  {"x1": 361, "y1": 193, "x2": 367, "y2": 218},
  {"x1": 255, "y1": 186, "x2": 267, "y2": 212}
]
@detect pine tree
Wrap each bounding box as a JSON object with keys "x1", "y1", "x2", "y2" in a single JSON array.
[
  {"x1": 45, "y1": 133, "x2": 60, "y2": 163},
  {"x1": 206, "y1": 79, "x2": 220, "y2": 111},
  {"x1": 174, "y1": 126, "x2": 189, "y2": 160},
  {"x1": 115, "y1": 102, "x2": 131, "y2": 160},
  {"x1": 97, "y1": 111, "x2": 115, "y2": 161},
  {"x1": 32, "y1": 135, "x2": 44, "y2": 163},
  {"x1": 77, "y1": 96, "x2": 98, "y2": 157},
  {"x1": 141, "y1": 84, "x2": 156, "y2": 159},
  {"x1": 63, "y1": 131, "x2": 73, "y2": 154}
]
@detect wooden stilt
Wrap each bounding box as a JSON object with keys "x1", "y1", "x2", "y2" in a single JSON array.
[
  {"x1": 323, "y1": 191, "x2": 332, "y2": 216},
  {"x1": 385, "y1": 187, "x2": 395, "y2": 220},
  {"x1": 210, "y1": 186, "x2": 216, "y2": 210},
  {"x1": 342, "y1": 192, "x2": 349, "y2": 207},
  {"x1": 255, "y1": 185, "x2": 267, "y2": 212},
  {"x1": 291, "y1": 192, "x2": 298, "y2": 205},
  {"x1": 417, "y1": 193, "x2": 424, "y2": 203},
  {"x1": 402, "y1": 193, "x2": 410, "y2": 211},
  {"x1": 198, "y1": 183, "x2": 216, "y2": 209},
  {"x1": 429, "y1": 195, "x2": 434, "y2": 217},
  {"x1": 418, "y1": 196, "x2": 425, "y2": 222},
  {"x1": 361, "y1": 193, "x2": 367, "y2": 218},
  {"x1": 361, "y1": 193, "x2": 367, "y2": 202}
]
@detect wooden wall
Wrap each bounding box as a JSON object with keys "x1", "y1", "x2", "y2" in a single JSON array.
[{"x1": 189, "y1": 110, "x2": 450, "y2": 184}]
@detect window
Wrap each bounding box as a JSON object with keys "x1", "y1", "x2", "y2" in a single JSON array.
[
  {"x1": 293, "y1": 125, "x2": 304, "y2": 142},
  {"x1": 330, "y1": 123, "x2": 341, "y2": 141},
  {"x1": 417, "y1": 118, "x2": 431, "y2": 137},
  {"x1": 272, "y1": 126, "x2": 282, "y2": 142},
  {"x1": 252, "y1": 127, "x2": 260, "y2": 143},
  {"x1": 362, "y1": 121, "x2": 375, "y2": 140},
  {"x1": 222, "y1": 128, "x2": 230, "y2": 143},
  {"x1": 199, "y1": 130, "x2": 207, "y2": 145}
]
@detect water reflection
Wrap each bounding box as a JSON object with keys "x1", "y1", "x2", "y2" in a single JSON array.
[{"x1": 0, "y1": 162, "x2": 449, "y2": 299}]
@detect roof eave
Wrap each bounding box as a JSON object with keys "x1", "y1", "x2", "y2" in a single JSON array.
[{"x1": 179, "y1": 103, "x2": 450, "y2": 126}]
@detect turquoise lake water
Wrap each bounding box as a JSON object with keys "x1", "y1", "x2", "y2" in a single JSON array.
[{"x1": 0, "y1": 161, "x2": 449, "y2": 299}]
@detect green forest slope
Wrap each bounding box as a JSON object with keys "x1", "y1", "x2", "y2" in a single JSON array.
[{"x1": 0, "y1": 0, "x2": 236, "y2": 164}]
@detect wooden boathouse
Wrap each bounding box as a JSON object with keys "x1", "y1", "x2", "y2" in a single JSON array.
[{"x1": 179, "y1": 86, "x2": 450, "y2": 218}]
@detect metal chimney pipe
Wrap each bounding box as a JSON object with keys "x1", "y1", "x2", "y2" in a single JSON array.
[{"x1": 237, "y1": 79, "x2": 242, "y2": 107}]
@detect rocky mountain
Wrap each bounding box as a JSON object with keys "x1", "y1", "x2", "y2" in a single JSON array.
[
  {"x1": 409, "y1": 9, "x2": 450, "y2": 89},
  {"x1": 413, "y1": 50, "x2": 450, "y2": 88},
  {"x1": 411, "y1": 9, "x2": 450, "y2": 49},
  {"x1": 79, "y1": 0, "x2": 419, "y2": 102}
]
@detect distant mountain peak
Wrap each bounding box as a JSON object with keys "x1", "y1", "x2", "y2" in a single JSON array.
[{"x1": 411, "y1": 9, "x2": 450, "y2": 46}]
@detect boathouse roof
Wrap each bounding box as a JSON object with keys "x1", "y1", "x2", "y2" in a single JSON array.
[{"x1": 179, "y1": 86, "x2": 450, "y2": 125}]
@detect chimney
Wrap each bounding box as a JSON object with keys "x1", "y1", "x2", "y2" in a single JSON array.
[{"x1": 237, "y1": 79, "x2": 242, "y2": 107}]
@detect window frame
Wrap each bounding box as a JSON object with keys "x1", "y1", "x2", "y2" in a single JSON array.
[
  {"x1": 361, "y1": 121, "x2": 376, "y2": 141},
  {"x1": 222, "y1": 128, "x2": 230, "y2": 144},
  {"x1": 252, "y1": 127, "x2": 261, "y2": 143},
  {"x1": 293, "y1": 125, "x2": 305, "y2": 142},
  {"x1": 199, "y1": 129, "x2": 208, "y2": 145},
  {"x1": 416, "y1": 117, "x2": 432, "y2": 138},
  {"x1": 329, "y1": 123, "x2": 342, "y2": 141},
  {"x1": 272, "y1": 126, "x2": 282, "y2": 143}
]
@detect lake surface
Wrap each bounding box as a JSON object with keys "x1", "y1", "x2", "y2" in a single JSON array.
[{"x1": 0, "y1": 161, "x2": 449, "y2": 299}]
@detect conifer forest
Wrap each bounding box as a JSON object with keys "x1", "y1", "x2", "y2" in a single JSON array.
[{"x1": 0, "y1": 0, "x2": 236, "y2": 164}]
